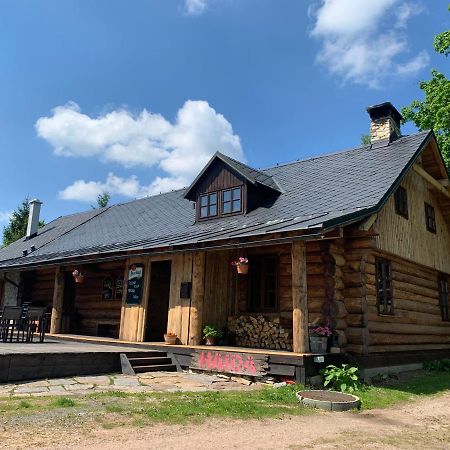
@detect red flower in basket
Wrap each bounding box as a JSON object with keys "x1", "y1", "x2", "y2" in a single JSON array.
[
  {"x1": 232, "y1": 257, "x2": 249, "y2": 274},
  {"x1": 72, "y1": 270, "x2": 84, "y2": 283}
]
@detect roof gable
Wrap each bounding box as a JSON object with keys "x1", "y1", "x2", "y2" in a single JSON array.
[{"x1": 184, "y1": 152, "x2": 281, "y2": 201}]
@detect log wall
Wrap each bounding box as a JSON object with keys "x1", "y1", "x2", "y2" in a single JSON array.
[
  {"x1": 72, "y1": 261, "x2": 124, "y2": 337},
  {"x1": 367, "y1": 251, "x2": 450, "y2": 353},
  {"x1": 341, "y1": 228, "x2": 450, "y2": 354}
]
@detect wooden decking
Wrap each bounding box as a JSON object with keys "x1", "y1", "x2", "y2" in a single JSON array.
[{"x1": 49, "y1": 333, "x2": 314, "y2": 357}]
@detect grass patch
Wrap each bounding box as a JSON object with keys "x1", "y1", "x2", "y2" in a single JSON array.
[
  {"x1": 18, "y1": 400, "x2": 32, "y2": 409},
  {"x1": 51, "y1": 397, "x2": 76, "y2": 408},
  {"x1": 359, "y1": 370, "x2": 450, "y2": 409},
  {"x1": 142, "y1": 386, "x2": 310, "y2": 423}
]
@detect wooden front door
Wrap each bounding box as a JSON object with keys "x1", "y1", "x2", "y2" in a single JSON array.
[{"x1": 145, "y1": 261, "x2": 172, "y2": 341}]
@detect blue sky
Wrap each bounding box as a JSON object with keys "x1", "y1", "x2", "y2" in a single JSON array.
[{"x1": 0, "y1": 0, "x2": 448, "y2": 225}]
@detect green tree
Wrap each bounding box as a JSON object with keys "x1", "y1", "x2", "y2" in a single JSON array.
[
  {"x1": 2, "y1": 198, "x2": 45, "y2": 246},
  {"x1": 361, "y1": 134, "x2": 371, "y2": 145},
  {"x1": 402, "y1": 8, "x2": 450, "y2": 166},
  {"x1": 93, "y1": 192, "x2": 111, "y2": 209}
]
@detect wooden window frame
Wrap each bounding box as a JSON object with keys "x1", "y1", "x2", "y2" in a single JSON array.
[
  {"x1": 248, "y1": 255, "x2": 279, "y2": 313},
  {"x1": 198, "y1": 185, "x2": 244, "y2": 220},
  {"x1": 376, "y1": 258, "x2": 394, "y2": 315},
  {"x1": 221, "y1": 186, "x2": 243, "y2": 216},
  {"x1": 199, "y1": 192, "x2": 218, "y2": 219},
  {"x1": 394, "y1": 186, "x2": 408, "y2": 219},
  {"x1": 438, "y1": 275, "x2": 449, "y2": 322},
  {"x1": 424, "y1": 202, "x2": 437, "y2": 234}
]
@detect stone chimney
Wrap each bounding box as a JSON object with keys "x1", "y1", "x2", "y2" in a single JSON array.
[
  {"x1": 367, "y1": 102, "x2": 403, "y2": 144},
  {"x1": 26, "y1": 199, "x2": 42, "y2": 239}
]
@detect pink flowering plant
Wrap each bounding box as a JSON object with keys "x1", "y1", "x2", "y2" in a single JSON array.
[
  {"x1": 310, "y1": 325, "x2": 333, "y2": 337},
  {"x1": 231, "y1": 257, "x2": 249, "y2": 267}
]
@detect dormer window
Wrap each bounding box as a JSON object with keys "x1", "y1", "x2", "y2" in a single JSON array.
[
  {"x1": 222, "y1": 187, "x2": 242, "y2": 214},
  {"x1": 184, "y1": 151, "x2": 281, "y2": 222},
  {"x1": 199, "y1": 192, "x2": 218, "y2": 218}
]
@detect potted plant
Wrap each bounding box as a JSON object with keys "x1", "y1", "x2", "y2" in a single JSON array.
[
  {"x1": 164, "y1": 332, "x2": 177, "y2": 345},
  {"x1": 309, "y1": 325, "x2": 332, "y2": 353},
  {"x1": 203, "y1": 324, "x2": 223, "y2": 346},
  {"x1": 72, "y1": 270, "x2": 84, "y2": 283},
  {"x1": 231, "y1": 257, "x2": 249, "y2": 274}
]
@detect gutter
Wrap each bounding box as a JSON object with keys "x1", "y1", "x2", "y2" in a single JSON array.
[{"x1": 0, "y1": 228, "x2": 340, "y2": 271}]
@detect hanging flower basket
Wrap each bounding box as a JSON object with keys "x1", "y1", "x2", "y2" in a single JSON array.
[
  {"x1": 72, "y1": 270, "x2": 84, "y2": 283},
  {"x1": 232, "y1": 257, "x2": 249, "y2": 275}
]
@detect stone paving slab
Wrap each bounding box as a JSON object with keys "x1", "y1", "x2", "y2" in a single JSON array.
[{"x1": 0, "y1": 371, "x2": 259, "y2": 397}]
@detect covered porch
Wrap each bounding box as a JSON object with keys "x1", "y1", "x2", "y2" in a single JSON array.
[{"x1": 7, "y1": 237, "x2": 348, "y2": 357}]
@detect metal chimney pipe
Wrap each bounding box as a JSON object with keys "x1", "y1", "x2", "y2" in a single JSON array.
[{"x1": 26, "y1": 199, "x2": 42, "y2": 239}]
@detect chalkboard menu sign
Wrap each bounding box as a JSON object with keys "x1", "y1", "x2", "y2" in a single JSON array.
[
  {"x1": 102, "y1": 276, "x2": 114, "y2": 300},
  {"x1": 126, "y1": 264, "x2": 144, "y2": 305},
  {"x1": 115, "y1": 276, "x2": 124, "y2": 300}
]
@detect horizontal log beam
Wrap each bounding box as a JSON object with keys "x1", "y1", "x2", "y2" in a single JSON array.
[{"x1": 413, "y1": 164, "x2": 450, "y2": 199}]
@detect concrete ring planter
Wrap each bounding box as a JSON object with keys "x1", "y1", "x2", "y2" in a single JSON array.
[{"x1": 296, "y1": 390, "x2": 361, "y2": 411}]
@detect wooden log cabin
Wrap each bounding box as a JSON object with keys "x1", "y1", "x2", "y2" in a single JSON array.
[{"x1": 1, "y1": 102, "x2": 450, "y2": 375}]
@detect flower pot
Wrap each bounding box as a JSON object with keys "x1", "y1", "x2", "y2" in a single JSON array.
[
  {"x1": 309, "y1": 336, "x2": 328, "y2": 354},
  {"x1": 236, "y1": 264, "x2": 249, "y2": 275},
  {"x1": 164, "y1": 334, "x2": 177, "y2": 345},
  {"x1": 205, "y1": 336, "x2": 216, "y2": 346},
  {"x1": 74, "y1": 275, "x2": 84, "y2": 283}
]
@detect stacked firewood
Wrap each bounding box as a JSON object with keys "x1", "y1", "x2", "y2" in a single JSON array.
[{"x1": 228, "y1": 315, "x2": 292, "y2": 351}]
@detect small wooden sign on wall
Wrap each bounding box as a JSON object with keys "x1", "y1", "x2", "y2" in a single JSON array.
[
  {"x1": 115, "y1": 277, "x2": 124, "y2": 300},
  {"x1": 126, "y1": 264, "x2": 144, "y2": 305},
  {"x1": 190, "y1": 350, "x2": 268, "y2": 377},
  {"x1": 102, "y1": 276, "x2": 114, "y2": 300}
]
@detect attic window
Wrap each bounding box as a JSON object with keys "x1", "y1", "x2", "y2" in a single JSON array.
[
  {"x1": 222, "y1": 187, "x2": 242, "y2": 214},
  {"x1": 199, "y1": 192, "x2": 218, "y2": 218},
  {"x1": 394, "y1": 186, "x2": 408, "y2": 219},
  {"x1": 424, "y1": 202, "x2": 436, "y2": 233}
]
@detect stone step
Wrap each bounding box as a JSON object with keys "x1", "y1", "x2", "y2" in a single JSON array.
[
  {"x1": 128, "y1": 356, "x2": 172, "y2": 366},
  {"x1": 125, "y1": 351, "x2": 166, "y2": 358},
  {"x1": 132, "y1": 364, "x2": 177, "y2": 373}
]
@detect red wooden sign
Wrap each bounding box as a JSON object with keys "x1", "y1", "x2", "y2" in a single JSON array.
[{"x1": 190, "y1": 350, "x2": 268, "y2": 376}]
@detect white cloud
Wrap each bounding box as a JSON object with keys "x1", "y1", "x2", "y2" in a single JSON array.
[
  {"x1": 58, "y1": 173, "x2": 188, "y2": 202},
  {"x1": 396, "y1": 50, "x2": 430, "y2": 75},
  {"x1": 0, "y1": 211, "x2": 12, "y2": 223},
  {"x1": 395, "y1": 2, "x2": 425, "y2": 29},
  {"x1": 184, "y1": 0, "x2": 208, "y2": 15},
  {"x1": 38, "y1": 100, "x2": 244, "y2": 202},
  {"x1": 310, "y1": 0, "x2": 429, "y2": 87}
]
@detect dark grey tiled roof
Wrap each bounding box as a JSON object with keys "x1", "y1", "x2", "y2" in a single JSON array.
[{"x1": 0, "y1": 131, "x2": 431, "y2": 268}]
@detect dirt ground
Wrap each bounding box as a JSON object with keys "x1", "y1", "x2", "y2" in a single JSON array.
[{"x1": 1, "y1": 391, "x2": 448, "y2": 450}]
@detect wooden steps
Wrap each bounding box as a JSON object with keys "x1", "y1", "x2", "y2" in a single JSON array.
[{"x1": 124, "y1": 351, "x2": 176, "y2": 374}]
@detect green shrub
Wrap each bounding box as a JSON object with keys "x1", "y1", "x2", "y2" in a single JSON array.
[
  {"x1": 320, "y1": 364, "x2": 362, "y2": 393},
  {"x1": 423, "y1": 358, "x2": 450, "y2": 372},
  {"x1": 202, "y1": 324, "x2": 223, "y2": 338}
]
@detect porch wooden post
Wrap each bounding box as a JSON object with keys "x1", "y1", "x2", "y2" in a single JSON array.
[
  {"x1": 292, "y1": 241, "x2": 309, "y2": 353},
  {"x1": 188, "y1": 251, "x2": 206, "y2": 345},
  {"x1": 50, "y1": 266, "x2": 65, "y2": 334}
]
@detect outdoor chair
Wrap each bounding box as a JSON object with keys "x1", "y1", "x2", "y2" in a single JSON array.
[
  {"x1": 0, "y1": 305, "x2": 28, "y2": 342},
  {"x1": 25, "y1": 307, "x2": 49, "y2": 343}
]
